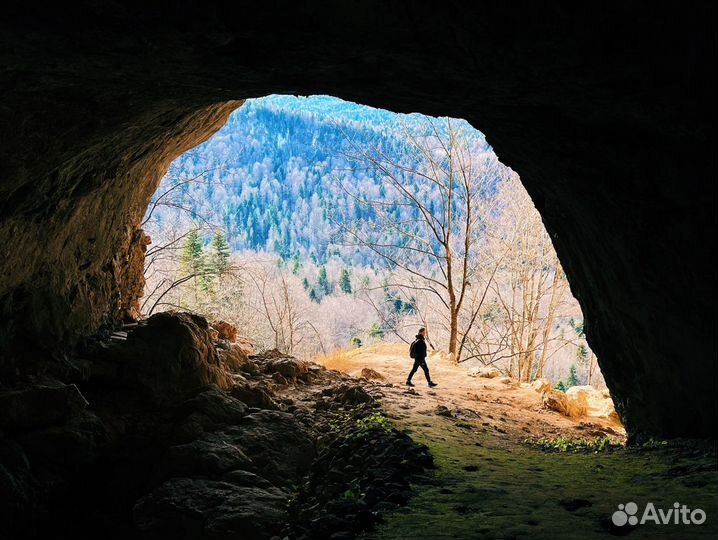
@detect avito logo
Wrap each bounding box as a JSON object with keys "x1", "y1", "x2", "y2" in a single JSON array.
[{"x1": 612, "y1": 502, "x2": 707, "y2": 527}]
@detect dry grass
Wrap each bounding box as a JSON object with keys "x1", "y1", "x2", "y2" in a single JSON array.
[
  {"x1": 312, "y1": 342, "x2": 408, "y2": 373},
  {"x1": 312, "y1": 347, "x2": 363, "y2": 372}
]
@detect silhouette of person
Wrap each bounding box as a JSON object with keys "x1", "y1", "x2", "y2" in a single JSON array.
[{"x1": 406, "y1": 328, "x2": 437, "y2": 387}]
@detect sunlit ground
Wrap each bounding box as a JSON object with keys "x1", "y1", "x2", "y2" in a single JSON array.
[
  {"x1": 314, "y1": 345, "x2": 717, "y2": 540},
  {"x1": 314, "y1": 343, "x2": 623, "y2": 441}
]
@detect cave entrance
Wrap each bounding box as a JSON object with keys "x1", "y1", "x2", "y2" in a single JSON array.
[{"x1": 140, "y1": 94, "x2": 619, "y2": 429}]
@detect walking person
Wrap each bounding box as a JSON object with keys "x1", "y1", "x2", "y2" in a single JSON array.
[{"x1": 406, "y1": 328, "x2": 438, "y2": 387}]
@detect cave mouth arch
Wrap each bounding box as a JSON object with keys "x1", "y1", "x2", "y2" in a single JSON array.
[
  {"x1": 140, "y1": 93, "x2": 612, "y2": 400},
  {"x1": 0, "y1": 2, "x2": 714, "y2": 443}
]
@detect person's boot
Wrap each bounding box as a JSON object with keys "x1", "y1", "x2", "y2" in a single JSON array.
[
  {"x1": 428, "y1": 381, "x2": 438, "y2": 387},
  {"x1": 406, "y1": 380, "x2": 415, "y2": 387}
]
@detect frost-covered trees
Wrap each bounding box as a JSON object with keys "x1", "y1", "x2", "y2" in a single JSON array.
[
  {"x1": 339, "y1": 117, "x2": 507, "y2": 362},
  {"x1": 140, "y1": 95, "x2": 602, "y2": 386}
]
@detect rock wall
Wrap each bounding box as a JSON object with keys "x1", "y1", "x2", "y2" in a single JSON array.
[
  {"x1": 0, "y1": 2, "x2": 715, "y2": 439},
  {"x1": 0, "y1": 95, "x2": 240, "y2": 363}
]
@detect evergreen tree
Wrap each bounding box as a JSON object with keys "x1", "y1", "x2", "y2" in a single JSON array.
[
  {"x1": 566, "y1": 365, "x2": 579, "y2": 389},
  {"x1": 291, "y1": 253, "x2": 301, "y2": 275},
  {"x1": 575, "y1": 343, "x2": 589, "y2": 363},
  {"x1": 180, "y1": 229, "x2": 205, "y2": 275},
  {"x1": 318, "y1": 266, "x2": 330, "y2": 295},
  {"x1": 369, "y1": 322, "x2": 384, "y2": 339},
  {"x1": 339, "y1": 268, "x2": 352, "y2": 294},
  {"x1": 555, "y1": 381, "x2": 566, "y2": 392},
  {"x1": 308, "y1": 288, "x2": 319, "y2": 303},
  {"x1": 180, "y1": 228, "x2": 206, "y2": 305},
  {"x1": 208, "y1": 231, "x2": 231, "y2": 277},
  {"x1": 302, "y1": 277, "x2": 310, "y2": 290},
  {"x1": 199, "y1": 257, "x2": 215, "y2": 293}
]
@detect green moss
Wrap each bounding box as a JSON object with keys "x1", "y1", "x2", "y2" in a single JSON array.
[
  {"x1": 523, "y1": 435, "x2": 623, "y2": 453},
  {"x1": 367, "y1": 419, "x2": 718, "y2": 540},
  {"x1": 356, "y1": 411, "x2": 393, "y2": 433}
]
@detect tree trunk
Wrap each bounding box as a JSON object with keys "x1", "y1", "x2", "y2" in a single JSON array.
[
  {"x1": 449, "y1": 308, "x2": 459, "y2": 363},
  {"x1": 536, "y1": 267, "x2": 564, "y2": 379}
]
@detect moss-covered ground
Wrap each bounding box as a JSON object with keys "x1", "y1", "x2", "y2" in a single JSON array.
[
  {"x1": 320, "y1": 346, "x2": 718, "y2": 540},
  {"x1": 369, "y1": 416, "x2": 717, "y2": 540}
]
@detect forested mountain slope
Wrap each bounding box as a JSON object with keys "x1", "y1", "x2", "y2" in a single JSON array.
[{"x1": 147, "y1": 95, "x2": 505, "y2": 265}]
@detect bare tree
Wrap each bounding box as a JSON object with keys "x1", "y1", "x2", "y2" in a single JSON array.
[
  {"x1": 480, "y1": 174, "x2": 574, "y2": 381},
  {"x1": 141, "y1": 162, "x2": 235, "y2": 316},
  {"x1": 245, "y1": 263, "x2": 312, "y2": 355},
  {"x1": 337, "y1": 118, "x2": 506, "y2": 362}
]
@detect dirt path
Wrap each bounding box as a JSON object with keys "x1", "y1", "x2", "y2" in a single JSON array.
[
  {"x1": 325, "y1": 344, "x2": 623, "y2": 444},
  {"x1": 319, "y1": 344, "x2": 718, "y2": 540}
]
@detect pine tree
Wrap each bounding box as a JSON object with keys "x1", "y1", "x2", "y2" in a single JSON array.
[
  {"x1": 339, "y1": 268, "x2": 352, "y2": 294},
  {"x1": 575, "y1": 343, "x2": 589, "y2": 363},
  {"x1": 318, "y1": 266, "x2": 330, "y2": 295},
  {"x1": 302, "y1": 277, "x2": 310, "y2": 290},
  {"x1": 180, "y1": 229, "x2": 205, "y2": 275},
  {"x1": 566, "y1": 365, "x2": 579, "y2": 389},
  {"x1": 180, "y1": 228, "x2": 205, "y2": 306},
  {"x1": 208, "y1": 231, "x2": 231, "y2": 277},
  {"x1": 308, "y1": 288, "x2": 319, "y2": 303},
  {"x1": 199, "y1": 256, "x2": 215, "y2": 293},
  {"x1": 291, "y1": 253, "x2": 301, "y2": 275}
]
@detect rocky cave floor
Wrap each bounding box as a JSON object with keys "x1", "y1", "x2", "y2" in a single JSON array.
[
  {"x1": 1, "y1": 312, "x2": 432, "y2": 540},
  {"x1": 1, "y1": 312, "x2": 716, "y2": 540}
]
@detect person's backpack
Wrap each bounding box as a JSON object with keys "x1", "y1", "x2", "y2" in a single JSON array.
[{"x1": 409, "y1": 339, "x2": 418, "y2": 359}]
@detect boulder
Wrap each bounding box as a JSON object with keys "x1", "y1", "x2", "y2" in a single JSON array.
[
  {"x1": 530, "y1": 378, "x2": 553, "y2": 393},
  {"x1": 474, "y1": 366, "x2": 502, "y2": 378},
  {"x1": 161, "y1": 434, "x2": 254, "y2": 479},
  {"x1": 211, "y1": 320, "x2": 238, "y2": 342},
  {"x1": 360, "y1": 368, "x2": 385, "y2": 381},
  {"x1": 565, "y1": 386, "x2": 590, "y2": 415},
  {"x1": 567, "y1": 385, "x2": 621, "y2": 424},
  {"x1": 0, "y1": 384, "x2": 88, "y2": 431},
  {"x1": 171, "y1": 387, "x2": 248, "y2": 444},
  {"x1": 109, "y1": 311, "x2": 232, "y2": 405},
  {"x1": 133, "y1": 478, "x2": 287, "y2": 540},
  {"x1": 223, "y1": 469, "x2": 273, "y2": 488},
  {"x1": 225, "y1": 410, "x2": 315, "y2": 486},
  {"x1": 542, "y1": 389, "x2": 571, "y2": 416},
  {"x1": 243, "y1": 362, "x2": 262, "y2": 377},
  {"x1": 229, "y1": 384, "x2": 280, "y2": 410},
  {"x1": 235, "y1": 337, "x2": 255, "y2": 356},
  {"x1": 542, "y1": 389, "x2": 587, "y2": 418},
  {"x1": 271, "y1": 372, "x2": 289, "y2": 385},
  {"x1": 181, "y1": 385, "x2": 248, "y2": 425},
  {"x1": 333, "y1": 384, "x2": 374, "y2": 405},
  {"x1": 264, "y1": 357, "x2": 308, "y2": 381},
  {"x1": 218, "y1": 343, "x2": 249, "y2": 371},
  {"x1": 252, "y1": 349, "x2": 286, "y2": 361}
]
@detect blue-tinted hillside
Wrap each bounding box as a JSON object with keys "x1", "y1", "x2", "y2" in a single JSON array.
[{"x1": 146, "y1": 95, "x2": 504, "y2": 265}]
